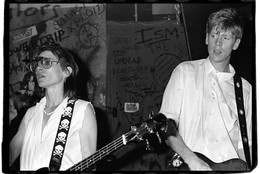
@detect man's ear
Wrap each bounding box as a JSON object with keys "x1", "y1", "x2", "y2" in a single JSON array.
[
  {"x1": 233, "y1": 39, "x2": 241, "y2": 50},
  {"x1": 205, "y1": 33, "x2": 209, "y2": 45}
]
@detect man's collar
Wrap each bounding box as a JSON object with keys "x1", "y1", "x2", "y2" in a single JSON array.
[{"x1": 203, "y1": 57, "x2": 235, "y2": 82}]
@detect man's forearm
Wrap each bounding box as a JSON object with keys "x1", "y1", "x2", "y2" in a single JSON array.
[{"x1": 166, "y1": 134, "x2": 197, "y2": 163}]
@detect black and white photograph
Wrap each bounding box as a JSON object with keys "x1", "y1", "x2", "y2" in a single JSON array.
[{"x1": 1, "y1": 0, "x2": 258, "y2": 173}]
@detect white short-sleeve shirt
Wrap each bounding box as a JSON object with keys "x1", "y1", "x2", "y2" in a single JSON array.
[{"x1": 160, "y1": 58, "x2": 252, "y2": 163}]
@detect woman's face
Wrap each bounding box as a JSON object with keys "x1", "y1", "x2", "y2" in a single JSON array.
[{"x1": 35, "y1": 50, "x2": 67, "y2": 89}]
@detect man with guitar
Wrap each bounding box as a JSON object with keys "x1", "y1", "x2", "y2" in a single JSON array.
[
  {"x1": 9, "y1": 42, "x2": 97, "y2": 171},
  {"x1": 159, "y1": 8, "x2": 252, "y2": 171}
]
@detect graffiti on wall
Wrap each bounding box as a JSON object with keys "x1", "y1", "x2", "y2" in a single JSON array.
[{"x1": 107, "y1": 21, "x2": 189, "y2": 135}]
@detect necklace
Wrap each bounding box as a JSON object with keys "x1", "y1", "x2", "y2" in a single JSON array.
[
  {"x1": 44, "y1": 97, "x2": 64, "y2": 116},
  {"x1": 43, "y1": 109, "x2": 54, "y2": 116},
  {"x1": 44, "y1": 104, "x2": 59, "y2": 116}
]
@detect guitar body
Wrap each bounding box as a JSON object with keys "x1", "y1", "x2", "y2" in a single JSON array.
[{"x1": 168, "y1": 152, "x2": 248, "y2": 171}]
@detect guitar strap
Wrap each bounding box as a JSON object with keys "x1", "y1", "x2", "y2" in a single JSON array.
[
  {"x1": 49, "y1": 98, "x2": 77, "y2": 171},
  {"x1": 233, "y1": 74, "x2": 251, "y2": 169}
]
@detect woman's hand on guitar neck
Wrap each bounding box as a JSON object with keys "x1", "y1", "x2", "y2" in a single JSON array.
[{"x1": 184, "y1": 154, "x2": 212, "y2": 171}]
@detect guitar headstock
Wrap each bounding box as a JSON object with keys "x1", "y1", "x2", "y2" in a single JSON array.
[{"x1": 124, "y1": 113, "x2": 167, "y2": 144}]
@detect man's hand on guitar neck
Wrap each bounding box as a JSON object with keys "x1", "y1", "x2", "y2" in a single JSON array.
[
  {"x1": 166, "y1": 136, "x2": 213, "y2": 171},
  {"x1": 155, "y1": 115, "x2": 212, "y2": 171}
]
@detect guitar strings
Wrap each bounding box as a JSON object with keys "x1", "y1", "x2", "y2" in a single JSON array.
[
  {"x1": 78, "y1": 132, "x2": 130, "y2": 170},
  {"x1": 71, "y1": 123, "x2": 154, "y2": 171},
  {"x1": 68, "y1": 131, "x2": 134, "y2": 171},
  {"x1": 69, "y1": 133, "x2": 129, "y2": 171}
]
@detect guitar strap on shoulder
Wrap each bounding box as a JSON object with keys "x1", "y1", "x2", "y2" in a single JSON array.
[
  {"x1": 233, "y1": 74, "x2": 251, "y2": 169},
  {"x1": 49, "y1": 98, "x2": 77, "y2": 171}
]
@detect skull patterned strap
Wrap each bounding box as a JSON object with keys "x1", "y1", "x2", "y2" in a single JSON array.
[
  {"x1": 49, "y1": 98, "x2": 77, "y2": 171},
  {"x1": 234, "y1": 74, "x2": 251, "y2": 169}
]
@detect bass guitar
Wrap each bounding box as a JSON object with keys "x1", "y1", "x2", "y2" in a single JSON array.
[
  {"x1": 38, "y1": 113, "x2": 165, "y2": 171},
  {"x1": 167, "y1": 151, "x2": 248, "y2": 171}
]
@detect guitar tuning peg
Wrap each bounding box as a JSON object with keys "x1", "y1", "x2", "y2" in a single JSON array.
[
  {"x1": 145, "y1": 139, "x2": 153, "y2": 151},
  {"x1": 155, "y1": 131, "x2": 162, "y2": 144},
  {"x1": 149, "y1": 111, "x2": 155, "y2": 119}
]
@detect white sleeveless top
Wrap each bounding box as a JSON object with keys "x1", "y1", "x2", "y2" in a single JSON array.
[{"x1": 20, "y1": 97, "x2": 93, "y2": 171}]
